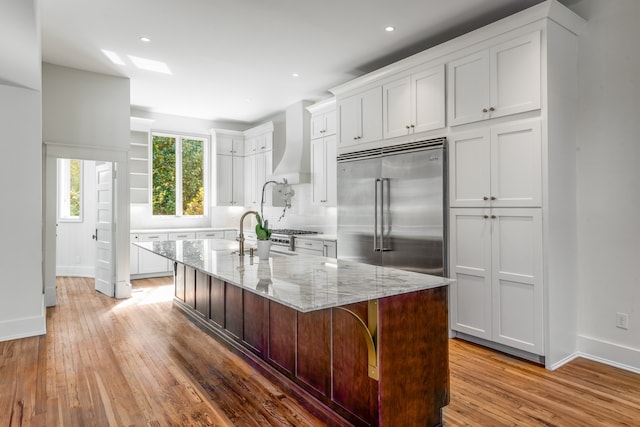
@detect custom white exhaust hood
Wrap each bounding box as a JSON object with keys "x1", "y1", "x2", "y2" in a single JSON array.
[{"x1": 269, "y1": 100, "x2": 312, "y2": 184}]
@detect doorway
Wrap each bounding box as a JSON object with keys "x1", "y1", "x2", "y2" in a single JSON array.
[{"x1": 43, "y1": 142, "x2": 131, "y2": 307}]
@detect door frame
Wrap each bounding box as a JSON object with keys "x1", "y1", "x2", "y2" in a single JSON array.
[{"x1": 43, "y1": 141, "x2": 131, "y2": 306}]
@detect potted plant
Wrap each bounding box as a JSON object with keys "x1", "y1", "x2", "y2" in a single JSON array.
[{"x1": 255, "y1": 213, "x2": 272, "y2": 259}]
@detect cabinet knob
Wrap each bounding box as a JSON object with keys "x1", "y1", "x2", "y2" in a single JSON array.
[
  {"x1": 491, "y1": 215, "x2": 497, "y2": 219},
  {"x1": 489, "y1": 107, "x2": 495, "y2": 112},
  {"x1": 410, "y1": 124, "x2": 415, "y2": 128},
  {"x1": 260, "y1": 146, "x2": 266, "y2": 149},
  {"x1": 482, "y1": 108, "x2": 488, "y2": 113},
  {"x1": 353, "y1": 136, "x2": 358, "y2": 140},
  {"x1": 406, "y1": 125, "x2": 410, "y2": 129},
  {"x1": 491, "y1": 196, "x2": 496, "y2": 200},
  {"x1": 483, "y1": 215, "x2": 489, "y2": 219},
  {"x1": 483, "y1": 196, "x2": 489, "y2": 201}
]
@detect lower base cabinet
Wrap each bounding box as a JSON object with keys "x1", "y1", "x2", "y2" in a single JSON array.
[
  {"x1": 174, "y1": 264, "x2": 449, "y2": 427},
  {"x1": 449, "y1": 208, "x2": 543, "y2": 355}
]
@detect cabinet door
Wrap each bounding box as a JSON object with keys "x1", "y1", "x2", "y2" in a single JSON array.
[
  {"x1": 324, "y1": 135, "x2": 337, "y2": 206},
  {"x1": 337, "y1": 95, "x2": 360, "y2": 147},
  {"x1": 216, "y1": 135, "x2": 234, "y2": 155},
  {"x1": 216, "y1": 155, "x2": 233, "y2": 206},
  {"x1": 490, "y1": 31, "x2": 541, "y2": 119},
  {"x1": 449, "y1": 129, "x2": 491, "y2": 207},
  {"x1": 490, "y1": 208, "x2": 543, "y2": 354},
  {"x1": 232, "y1": 155, "x2": 244, "y2": 206},
  {"x1": 254, "y1": 151, "x2": 272, "y2": 205},
  {"x1": 138, "y1": 233, "x2": 170, "y2": 274},
  {"x1": 323, "y1": 240, "x2": 337, "y2": 258},
  {"x1": 244, "y1": 154, "x2": 257, "y2": 205},
  {"x1": 195, "y1": 230, "x2": 224, "y2": 239},
  {"x1": 311, "y1": 114, "x2": 327, "y2": 140},
  {"x1": 490, "y1": 120, "x2": 542, "y2": 207},
  {"x1": 448, "y1": 50, "x2": 490, "y2": 126},
  {"x1": 382, "y1": 76, "x2": 411, "y2": 139},
  {"x1": 360, "y1": 86, "x2": 382, "y2": 144},
  {"x1": 412, "y1": 64, "x2": 445, "y2": 133},
  {"x1": 311, "y1": 139, "x2": 326, "y2": 204},
  {"x1": 324, "y1": 110, "x2": 336, "y2": 136},
  {"x1": 168, "y1": 231, "x2": 195, "y2": 240},
  {"x1": 130, "y1": 234, "x2": 139, "y2": 275},
  {"x1": 449, "y1": 209, "x2": 492, "y2": 340}
]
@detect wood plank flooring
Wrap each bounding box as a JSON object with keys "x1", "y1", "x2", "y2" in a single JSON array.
[{"x1": 0, "y1": 276, "x2": 639, "y2": 426}]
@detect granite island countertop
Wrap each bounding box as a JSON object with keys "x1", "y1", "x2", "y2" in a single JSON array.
[{"x1": 135, "y1": 239, "x2": 451, "y2": 313}]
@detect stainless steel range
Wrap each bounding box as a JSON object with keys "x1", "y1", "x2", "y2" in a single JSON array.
[{"x1": 270, "y1": 229, "x2": 319, "y2": 251}]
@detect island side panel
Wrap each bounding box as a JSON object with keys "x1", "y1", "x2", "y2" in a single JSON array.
[
  {"x1": 297, "y1": 309, "x2": 331, "y2": 397},
  {"x1": 332, "y1": 302, "x2": 379, "y2": 426},
  {"x1": 378, "y1": 286, "x2": 449, "y2": 426},
  {"x1": 175, "y1": 263, "x2": 185, "y2": 301},
  {"x1": 268, "y1": 301, "x2": 297, "y2": 375}
]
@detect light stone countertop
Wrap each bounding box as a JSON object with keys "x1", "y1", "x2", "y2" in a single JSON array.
[{"x1": 135, "y1": 239, "x2": 451, "y2": 313}]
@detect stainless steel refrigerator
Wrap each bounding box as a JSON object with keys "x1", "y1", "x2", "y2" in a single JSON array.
[{"x1": 337, "y1": 138, "x2": 446, "y2": 276}]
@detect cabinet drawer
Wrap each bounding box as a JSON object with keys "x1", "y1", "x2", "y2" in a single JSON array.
[
  {"x1": 196, "y1": 231, "x2": 225, "y2": 239},
  {"x1": 295, "y1": 238, "x2": 323, "y2": 253},
  {"x1": 138, "y1": 233, "x2": 168, "y2": 242},
  {"x1": 168, "y1": 231, "x2": 196, "y2": 240}
]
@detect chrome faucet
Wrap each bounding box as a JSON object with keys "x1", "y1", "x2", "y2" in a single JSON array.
[{"x1": 238, "y1": 210, "x2": 258, "y2": 256}]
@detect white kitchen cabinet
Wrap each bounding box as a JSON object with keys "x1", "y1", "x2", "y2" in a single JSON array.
[
  {"x1": 137, "y1": 233, "x2": 171, "y2": 275},
  {"x1": 447, "y1": 31, "x2": 541, "y2": 126},
  {"x1": 323, "y1": 240, "x2": 337, "y2": 258},
  {"x1": 130, "y1": 234, "x2": 139, "y2": 275},
  {"x1": 337, "y1": 87, "x2": 382, "y2": 148},
  {"x1": 382, "y1": 64, "x2": 445, "y2": 139},
  {"x1": 168, "y1": 231, "x2": 195, "y2": 240},
  {"x1": 217, "y1": 154, "x2": 244, "y2": 206},
  {"x1": 449, "y1": 120, "x2": 542, "y2": 208},
  {"x1": 311, "y1": 109, "x2": 336, "y2": 139},
  {"x1": 311, "y1": 134, "x2": 337, "y2": 206},
  {"x1": 216, "y1": 134, "x2": 245, "y2": 156},
  {"x1": 196, "y1": 230, "x2": 225, "y2": 239},
  {"x1": 245, "y1": 150, "x2": 272, "y2": 207},
  {"x1": 449, "y1": 208, "x2": 543, "y2": 354}
]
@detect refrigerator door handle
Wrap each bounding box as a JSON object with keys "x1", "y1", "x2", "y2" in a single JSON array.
[
  {"x1": 374, "y1": 179, "x2": 381, "y2": 252},
  {"x1": 381, "y1": 178, "x2": 391, "y2": 251}
]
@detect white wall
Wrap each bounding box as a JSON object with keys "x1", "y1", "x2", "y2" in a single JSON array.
[
  {"x1": 42, "y1": 64, "x2": 131, "y2": 300},
  {"x1": 0, "y1": 0, "x2": 45, "y2": 342},
  {"x1": 56, "y1": 161, "x2": 97, "y2": 277},
  {"x1": 569, "y1": 0, "x2": 640, "y2": 371}
]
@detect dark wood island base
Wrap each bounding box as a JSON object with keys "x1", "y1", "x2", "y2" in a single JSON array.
[{"x1": 173, "y1": 263, "x2": 449, "y2": 426}]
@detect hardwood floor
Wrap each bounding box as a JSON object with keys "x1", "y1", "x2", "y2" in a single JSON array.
[{"x1": 1, "y1": 276, "x2": 639, "y2": 426}]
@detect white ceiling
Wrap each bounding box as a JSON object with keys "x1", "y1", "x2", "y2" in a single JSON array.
[{"x1": 41, "y1": 0, "x2": 557, "y2": 125}]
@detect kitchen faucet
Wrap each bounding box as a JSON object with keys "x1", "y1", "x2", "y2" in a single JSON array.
[{"x1": 237, "y1": 210, "x2": 258, "y2": 256}]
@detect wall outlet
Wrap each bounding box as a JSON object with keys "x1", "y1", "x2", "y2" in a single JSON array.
[{"x1": 616, "y1": 312, "x2": 629, "y2": 330}]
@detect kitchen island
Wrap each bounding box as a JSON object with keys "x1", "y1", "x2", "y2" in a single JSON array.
[{"x1": 136, "y1": 239, "x2": 451, "y2": 426}]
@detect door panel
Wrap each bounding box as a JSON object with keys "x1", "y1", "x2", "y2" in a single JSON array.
[
  {"x1": 337, "y1": 157, "x2": 382, "y2": 266},
  {"x1": 381, "y1": 149, "x2": 444, "y2": 275},
  {"x1": 449, "y1": 129, "x2": 491, "y2": 207},
  {"x1": 94, "y1": 162, "x2": 115, "y2": 296}
]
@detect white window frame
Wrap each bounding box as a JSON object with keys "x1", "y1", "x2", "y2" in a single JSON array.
[
  {"x1": 150, "y1": 132, "x2": 209, "y2": 218},
  {"x1": 57, "y1": 158, "x2": 83, "y2": 223}
]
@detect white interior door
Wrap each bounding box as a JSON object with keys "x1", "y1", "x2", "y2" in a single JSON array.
[{"x1": 94, "y1": 162, "x2": 115, "y2": 296}]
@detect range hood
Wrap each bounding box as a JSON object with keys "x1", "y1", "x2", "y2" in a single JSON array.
[{"x1": 269, "y1": 100, "x2": 312, "y2": 184}]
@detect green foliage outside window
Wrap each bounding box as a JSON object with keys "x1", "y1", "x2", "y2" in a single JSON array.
[
  {"x1": 69, "y1": 159, "x2": 81, "y2": 217},
  {"x1": 182, "y1": 139, "x2": 204, "y2": 215},
  {"x1": 152, "y1": 136, "x2": 176, "y2": 215},
  {"x1": 152, "y1": 135, "x2": 205, "y2": 216}
]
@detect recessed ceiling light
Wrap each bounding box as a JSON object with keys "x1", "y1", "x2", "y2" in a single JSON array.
[
  {"x1": 292, "y1": 73, "x2": 299, "y2": 77},
  {"x1": 140, "y1": 36, "x2": 151, "y2": 43},
  {"x1": 385, "y1": 26, "x2": 395, "y2": 32},
  {"x1": 128, "y1": 55, "x2": 172, "y2": 74},
  {"x1": 101, "y1": 49, "x2": 125, "y2": 65}
]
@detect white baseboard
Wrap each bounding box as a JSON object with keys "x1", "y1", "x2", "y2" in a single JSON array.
[
  {"x1": 547, "y1": 351, "x2": 580, "y2": 371},
  {"x1": 56, "y1": 265, "x2": 95, "y2": 278},
  {"x1": 577, "y1": 335, "x2": 640, "y2": 374},
  {"x1": 0, "y1": 301, "x2": 46, "y2": 342}
]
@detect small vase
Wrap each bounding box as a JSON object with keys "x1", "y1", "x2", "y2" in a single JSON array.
[{"x1": 257, "y1": 239, "x2": 271, "y2": 259}]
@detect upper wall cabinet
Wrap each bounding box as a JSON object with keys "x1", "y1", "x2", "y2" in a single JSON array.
[
  {"x1": 382, "y1": 64, "x2": 445, "y2": 139},
  {"x1": 311, "y1": 109, "x2": 336, "y2": 140},
  {"x1": 449, "y1": 119, "x2": 542, "y2": 208},
  {"x1": 337, "y1": 87, "x2": 382, "y2": 149},
  {"x1": 447, "y1": 31, "x2": 541, "y2": 126}
]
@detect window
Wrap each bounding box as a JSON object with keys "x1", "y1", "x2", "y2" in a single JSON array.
[
  {"x1": 58, "y1": 158, "x2": 83, "y2": 222},
  {"x1": 152, "y1": 133, "x2": 207, "y2": 216}
]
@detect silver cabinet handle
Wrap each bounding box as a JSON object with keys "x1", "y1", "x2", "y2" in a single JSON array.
[
  {"x1": 374, "y1": 179, "x2": 381, "y2": 252},
  {"x1": 381, "y1": 178, "x2": 391, "y2": 251}
]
